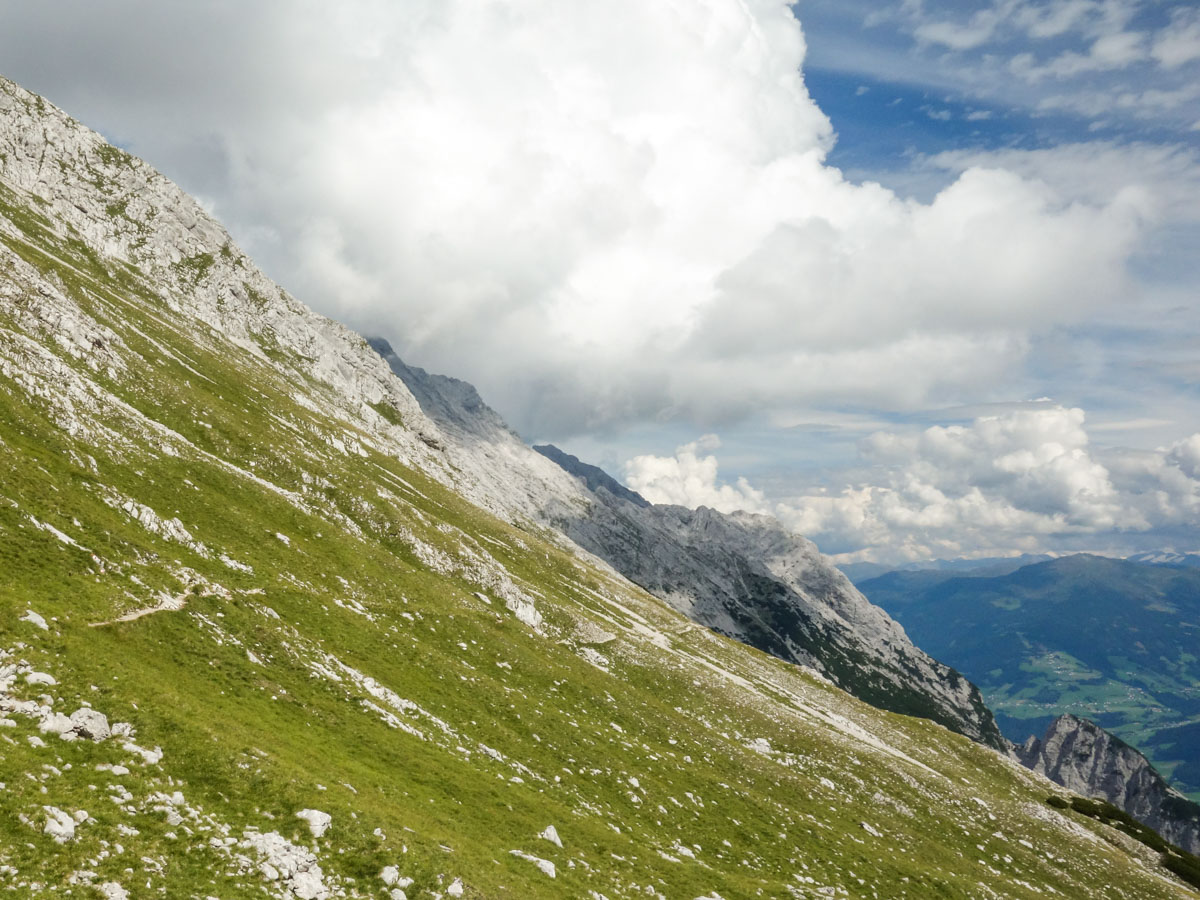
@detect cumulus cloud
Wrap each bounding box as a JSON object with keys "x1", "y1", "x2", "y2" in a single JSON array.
[
  {"x1": 632, "y1": 407, "x2": 1200, "y2": 563},
  {"x1": 0, "y1": 0, "x2": 1175, "y2": 440},
  {"x1": 624, "y1": 435, "x2": 769, "y2": 514}
]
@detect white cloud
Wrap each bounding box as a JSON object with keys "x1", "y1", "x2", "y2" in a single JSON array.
[
  {"x1": 634, "y1": 408, "x2": 1200, "y2": 563},
  {"x1": 923, "y1": 141, "x2": 1200, "y2": 223},
  {"x1": 0, "y1": 1, "x2": 1188, "y2": 440},
  {"x1": 1152, "y1": 9, "x2": 1200, "y2": 70},
  {"x1": 624, "y1": 435, "x2": 769, "y2": 515}
]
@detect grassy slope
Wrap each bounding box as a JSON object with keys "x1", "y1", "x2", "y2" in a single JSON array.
[{"x1": 0, "y1": 131, "x2": 1196, "y2": 900}]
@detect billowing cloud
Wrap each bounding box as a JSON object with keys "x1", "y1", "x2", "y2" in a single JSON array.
[
  {"x1": 0, "y1": 0, "x2": 1176, "y2": 440},
  {"x1": 624, "y1": 435, "x2": 769, "y2": 515},
  {"x1": 630, "y1": 407, "x2": 1200, "y2": 563}
]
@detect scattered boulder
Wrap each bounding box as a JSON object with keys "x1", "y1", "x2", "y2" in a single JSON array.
[
  {"x1": 296, "y1": 809, "x2": 331, "y2": 838},
  {"x1": 20, "y1": 610, "x2": 48, "y2": 631},
  {"x1": 447, "y1": 878, "x2": 464, "y2": 897},
  {"x1": 539, "y1": 824, "x2": 562, "y2": 848},
  {"x1": 380, "y1": 865, "x2": 400, "y2": 886},
  {"x1": 39, "y1": 713, "x2": 75, "y2": 738},
  {"x1": 69, "y1": 707, "x2": 111, "y2": 741},
  {"x1": 509, "y1": 850, "x2": 556, "y2": 878},
  {"x1": 43, "y1": 806, "x2": 75, "y2": 843},
  {"x1": 241, "y1": 830, "x2": 329, "y2": 899}
]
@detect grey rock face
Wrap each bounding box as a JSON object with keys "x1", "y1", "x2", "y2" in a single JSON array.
[
  {"x1": 547, "y1": 496, "x2": 1007, "y2": 749},
  {"x1": 1018, "y1": 715, "x2": 1200, "y2": 853}
]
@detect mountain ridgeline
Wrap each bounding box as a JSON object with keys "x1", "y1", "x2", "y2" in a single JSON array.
[
  {"x1": 370, "y1": 337, "x2": 1006, "y2": 750},
  {"x1": 3, "y1": 73, "x2": 1200, "y2": 898}
]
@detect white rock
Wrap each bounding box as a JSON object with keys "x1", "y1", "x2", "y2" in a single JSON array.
[
  {"x1": 25, "y1": 672, "x2": 56, "y2": 686},
  {"x1": 20, "y1": 610, "x2": 48, "y2": 631},
  {"x1": 291, "y1": 869, "x2": 327, "y2": 900},
  {"x1": 539, "y1": 825, "x2": 563, "y2": 848},
  {"x1": 39, "y1": 712, "x2": 75, "y2": 737},
  {"x1": 447, "y1": 878, "x2": 465, "y2": 897},
  {"x1": 860, "y1": 821, "x2": 882, "y2": 838},
  {"x1": 380, "y1": 865, "x2": 400, "y2": 885},
  {"x1": 43, "y1": 806, "x2": 75, "y2": 843},
  {"x1": 70, "y1": 707, "x2": 111, "y2": 741},
  {"x1": 122, "y1": 742, "x2": 163, "y2": 765},
  {"x1": 389, "y1": 891, "x2": 407, "y2": 900},
  {"x1": 510, "y1": 850, "x2": 556, "y2": 878},
  {"x1": 98, "y1": 883, "x2": 129, "y2": 900},
  {"x1": 296, "y1": 808, "x2": 331, "y2": 837}
]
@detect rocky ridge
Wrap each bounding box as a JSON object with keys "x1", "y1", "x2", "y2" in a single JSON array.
[{"x1": 1019, "y1": 715, "x2": 1200, "y2": 854}]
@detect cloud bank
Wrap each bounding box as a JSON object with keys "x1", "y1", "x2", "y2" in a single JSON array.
[
  {"x1": 0, "y1": 0, "x2": 1174, "y2": 440},
  {"x1": 627, "y1": 407, "x2": 1200, "y2": 563}
]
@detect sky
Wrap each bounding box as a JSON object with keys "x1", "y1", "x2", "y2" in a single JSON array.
[{"x1": 1, "y1": 0, "x2": 1198, "y2": 565}]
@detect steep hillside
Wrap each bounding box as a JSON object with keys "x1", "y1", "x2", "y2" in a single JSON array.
[
  {"x1": 374, "y1": 336, "x2": 1007, "y2": 750},
  {"x1": 861, "y1": 555, "x2": 1200, "y2": 797},
  {"x1": 2, "y1": 74, "x2": 1198, "y2": 899}
]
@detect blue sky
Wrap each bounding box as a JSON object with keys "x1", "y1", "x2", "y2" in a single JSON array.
[
  {"x1": 799, "y1": 0, "x2": 1199, "y2": 181},
  {"x1": 1, "y1": 0, "x2": 1198, "y2": 563}
]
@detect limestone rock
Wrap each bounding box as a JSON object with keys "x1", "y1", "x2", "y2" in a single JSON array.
[
  {"x1": 296, "y1": 809, "x2": 331, "y2": 838},
  {"x1": 1018, "y1": 714, "x2": 1200, "y2": 854},
  {"x1": 509, "y1": 850, "x2": 556, "y2": 878},
  {"x1": 69, "y1": 707, "x2": 111, "y2": 741},
  {"x1": 43, "y1": 806, "x2": 75, "y2": 843}
]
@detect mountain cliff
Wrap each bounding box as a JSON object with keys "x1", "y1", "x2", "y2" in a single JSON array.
[
  {"x1": 2, "y1": 73, "x2": 1198, "y2": 898},
  {"x1": 1019, "y1": 716, "x2": 1200, "y2": 854}
]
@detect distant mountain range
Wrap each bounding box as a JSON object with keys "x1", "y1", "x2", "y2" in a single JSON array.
[
  {"x1": 860, "y1": 554, "x2": 1200, "y2": 798},
  {"x1": 842, "y1": 550, "x2": 1200, "y2": 585},
  {"x1": 839, "y1": 554, "x2": 1056, "y2": 585}
]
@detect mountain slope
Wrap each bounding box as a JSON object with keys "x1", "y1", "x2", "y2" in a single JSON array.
[
  {"x1": 1, "y1": 74, "x2": 1197, "y2": 899},
  {"x1": 861, "y1": 554, "x2": 1200, "y2": 797},
  {"x1": 370, "y1": 336, "x2": 1007, "y2": 750}
]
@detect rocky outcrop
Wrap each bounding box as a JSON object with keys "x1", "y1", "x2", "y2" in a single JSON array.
[
  {"x1": 1018, "y1": 715, "x2": 1200, "y2": 854},
  {"x1": 542, "y1": 489, "x2": 1007, "y2": 749}
]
